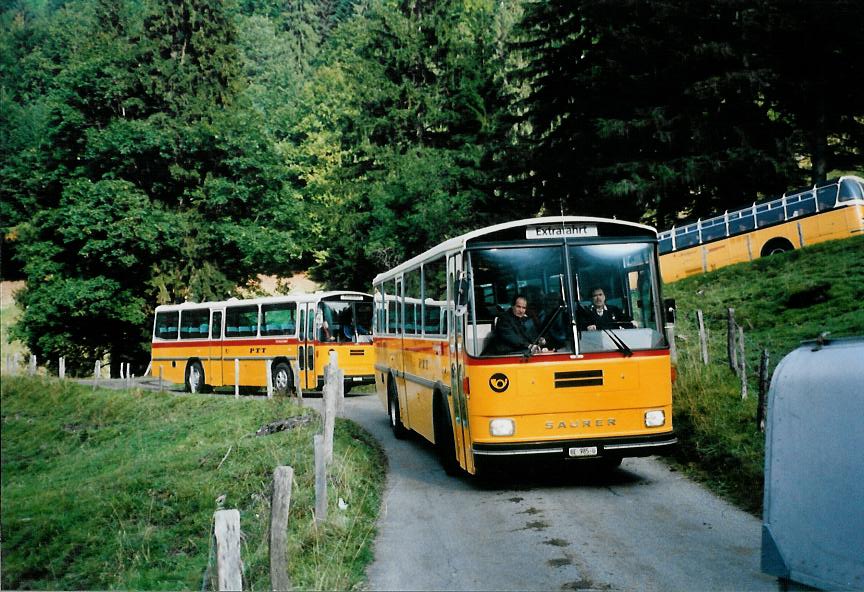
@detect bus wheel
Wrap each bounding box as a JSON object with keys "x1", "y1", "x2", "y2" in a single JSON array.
[
  {"x1": 761, "y1": 238, "x2": 794, "y2": 257},
  {"x1": 434, "y1": 395, "x2": 460, "y2": 476},
  {"x1": 185, "y1": 361, "x2": 205, "y2": 394},
  {"x1": 388, "y1": 379, "x2": 408, "y2": 439},
  {"x1": 272, "y1": 362, "x2": 292, "y2": 396}
]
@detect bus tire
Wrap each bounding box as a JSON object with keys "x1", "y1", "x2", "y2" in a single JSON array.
[
  {"x1": 272, "y1": 362, "x2": 292, "y2": 396},
  {"x1": 761, "y1": 238, "x2": 794, "y2": 257},
  {"x1": 388, "y1": 378, "x2": 409, "y2": 440},
  {"x1": 434, "y1": 394, "x2": 460, "y2": 476},
  {"x1": 185, "y1": 361, "x2": 205, "y2": 394}
]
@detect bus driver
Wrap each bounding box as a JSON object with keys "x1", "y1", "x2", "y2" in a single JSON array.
[
  {"x1": 485, "y1": 294, "x2": 547, "y2": 355},
  {"x1": 580, "y1": 287, "x2": 633, "y2": 331}
]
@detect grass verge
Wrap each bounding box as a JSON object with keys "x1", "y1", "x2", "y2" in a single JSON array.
[
  {"x1": 664, "y1": 235, "x2": 864, "y2": 514},
  {"x1": 1, "y1": 377, "x2": 385, "y2": 591}
]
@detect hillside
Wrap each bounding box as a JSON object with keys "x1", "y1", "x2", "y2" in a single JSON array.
[
  {"x1": 0, "y1": 379, "x2": 385, "y2": 590},
  {"x1": 663, "y1": 234, "x2": 864, "y2": 512}
]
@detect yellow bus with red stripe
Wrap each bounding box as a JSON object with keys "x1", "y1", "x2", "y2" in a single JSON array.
[
  {"x1": 373, "y1": 217, "x2": 676, "y2": 476},
  {"x1": 659, "y1": 175, "x2": 864, "y2": 283},
  {"x1": 150, "y1": 291, "x2": 374, "y2": 393}
]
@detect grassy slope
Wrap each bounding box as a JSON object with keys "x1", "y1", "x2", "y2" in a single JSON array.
[
  {"x1": 1, "y1": 379, "x2": 385, "y2": 591},
  {"x1": 664, "y1": 235, "x2": 864, "y2": 513}
]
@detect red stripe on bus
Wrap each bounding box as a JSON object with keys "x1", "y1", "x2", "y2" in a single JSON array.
[
  {"x1": 465, "y1": 349, "x2": 670, "y2": 366},
  {"x1": 152, "y1": 339, "x2": 299, "y2": 348}
]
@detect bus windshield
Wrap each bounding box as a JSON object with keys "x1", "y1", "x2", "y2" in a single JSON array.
[
  {"x1": 468, "y1": 242, "x2": 665, "y2": 356},
  {"x1": 319, "y1": 300, "x2": 373, "y2": 343}
]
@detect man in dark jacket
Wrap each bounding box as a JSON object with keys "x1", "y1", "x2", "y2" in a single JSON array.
[
  {"x1": 485, "y1": 295, "x2": 546, "y2": 355},
  {"x1": 580, "y1": 287, "x2": 633, "y2": 330}
]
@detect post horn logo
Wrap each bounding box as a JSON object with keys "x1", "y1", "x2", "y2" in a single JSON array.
[{"x1": 489, "y1": 373, "x2": 509, "y2": 393}]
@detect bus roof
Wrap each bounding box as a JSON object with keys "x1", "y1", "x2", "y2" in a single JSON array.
[
  {"x1": 373, "y1": 216, "x2": 656, "y2": 285},
  {"x1": 154, "y1": 290, "x2": 372, "y2": 312}
]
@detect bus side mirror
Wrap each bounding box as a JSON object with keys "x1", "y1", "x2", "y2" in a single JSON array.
[
  {"x1": 455, "y1": 276, "x2": 469, "y2": 317},
  {"x1": 664, "y1": 298, "x2": 677, "y2": 325}
]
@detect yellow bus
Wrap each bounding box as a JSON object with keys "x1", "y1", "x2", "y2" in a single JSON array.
[
  {"x1": 659, "y1": 175, "x2": 864, "y2": 283},
  {"x1": 372, "y1": 217, "x2": 677, "y2": 475},
  {"x1": 150, "y1": 291, "x2": 374, "y2": 394}
]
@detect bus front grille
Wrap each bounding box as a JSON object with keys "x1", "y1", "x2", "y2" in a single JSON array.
[{"x1": 554, "y1": 370, "x2": 603, "y2": 388}]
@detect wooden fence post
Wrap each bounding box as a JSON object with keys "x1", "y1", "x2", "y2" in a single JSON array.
[
  {"x1": 234, "y1": 359, "x2": 240, "y2": 399},
  {"x1": 696, "y1": 310, "x2": 709, "y2": 365},
  {"x1": 727, "y1": 308, "x2": 737, "y2": 372},
  {"x1": 270, "y1": 466, "x2": 294, "y2": 592},
  {"x1": 214, "y1": 509, "x2": 243, "y2": 591},
  {"x1": 14, "y1": 352, "x2": 21, "y2": 375},
  {"x1": 738, "y1": 326, "x2": 747, "y2": 399},
  {"x1": 757, "y1": 349, "x2": 770, "y2": 431},
  {"x1": 314, "y1": 434, "x2": 327, "y2": 524},
  {"x1": 158, "y1": 366, "x2": 164, "y2": 392}
]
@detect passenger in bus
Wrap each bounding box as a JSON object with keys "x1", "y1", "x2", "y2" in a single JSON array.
[
  {"x1": 317, "y1": 309, "x2": 335, "y2": 341},
  {"x1": 484, "y1": 294, "x2": 547, "y2": 355},
  {"x1": 579, "y1": 287, "x2": 633, "y2": 331}
]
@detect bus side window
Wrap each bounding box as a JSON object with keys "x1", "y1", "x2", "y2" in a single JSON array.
[
  {"x1": 817, "y1": 185, "x2": 838, "y2": 209},
  {"x1": 212, "y1": 311, "x2": 222, "y2": 339},
  {"x1": 155, "y1": 311, "x2": 179, "y2": 340}
]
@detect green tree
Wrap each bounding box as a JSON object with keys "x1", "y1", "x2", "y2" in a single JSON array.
[
  {"x1": 8, "y1": 0, "x2": 301, "y2": 375},
  {"x1": 293, "y1": 0, "x2": 519, "y2": 287},
  {"x1": 749, "y1": 0, "x2": 864, "y2": 182},
  {"x1": 511, "y1": 0, "x2": 802, "y2": 228}
]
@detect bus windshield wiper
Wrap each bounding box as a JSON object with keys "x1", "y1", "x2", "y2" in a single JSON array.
[
  {"x1": 524, "y1": 305, "x2": 564, "y2": 358},
  {"x1": 575, "y1": 303, "x2": 632, "y2": 357}
]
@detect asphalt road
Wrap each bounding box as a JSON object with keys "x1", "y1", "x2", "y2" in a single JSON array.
[{"x1": 342, "y1": 391, "x2": 777, "y2": 592}]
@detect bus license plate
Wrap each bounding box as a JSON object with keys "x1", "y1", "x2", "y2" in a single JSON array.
[{"x1": 568, "y1": 446, "x2": 598, "y2": 457}]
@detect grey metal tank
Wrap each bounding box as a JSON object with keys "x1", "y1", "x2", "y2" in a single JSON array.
[{"x1": 762, "y1": 335, "x2": 864, "y2": 590}]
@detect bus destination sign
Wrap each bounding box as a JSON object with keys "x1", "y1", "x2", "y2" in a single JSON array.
[{"x1": 526, "y1": 224, "x2": 598, "y2": 239}]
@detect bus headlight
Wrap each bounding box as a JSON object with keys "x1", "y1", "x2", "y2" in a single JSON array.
[
  {"x1": 490, "y1": 418, "x2": 515, "y2": 437},
  {"x1": 644, "y1": 410, "x2": 666, "y2": 427}
]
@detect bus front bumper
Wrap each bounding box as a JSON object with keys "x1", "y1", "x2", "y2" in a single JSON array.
[{"x1": 472, "y1": 431, "x2": 677, "y2": 461}]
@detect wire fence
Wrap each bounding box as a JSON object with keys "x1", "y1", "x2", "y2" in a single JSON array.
[{"x1": 670, "y1": 307, "x2": 779, "y2": 432}]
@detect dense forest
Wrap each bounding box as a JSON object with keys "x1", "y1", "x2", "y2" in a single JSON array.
[{"x1": 2, "y1": 0, "x2": 862, "y2": 374}]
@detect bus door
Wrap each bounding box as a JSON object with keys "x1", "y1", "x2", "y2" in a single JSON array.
[
  {"x1": 210, "y1": 309, "x2": 224, "y2": 386},
  {"x1": 298, "y1": 302, "x2": 317, "y2": 390},
  {"x1": 448, "y1": 254, "x2": 470, "y2": 470}
]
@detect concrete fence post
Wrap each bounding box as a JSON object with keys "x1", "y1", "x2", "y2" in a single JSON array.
[
  {"x1": 322, "y1": 354, "x2": 339, "y2": 464},
  {"x1": 314, "y1": 434, "x2": 327, "y2": 524},
  {"x1": 234, "y1": 359, "x2": 240, "y2": 399},
  {"x1": 214, "y1": 509, "x2": 243, "y2": 591},
  {"x1": 266, "y1": 359, "x2": 273, "y2": 399},
  {"x1": 29, "y1": 354, "x2": 37, "y2": 376},
  {"x1": 269, "y1": 466, "x2": 294, "y2": 592},
  {"x1": 290, "y1": 359, "x2": 303, "y2": 403},
  {"x1": 94, "y1": 360, "x2": 101, "y2": 389},
  {"x1": 664, "y1": 324, "x2": 677, "y2": 364},
  {"x1": 14, "y1": 352, "x2": 21, "y2": 375}
]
